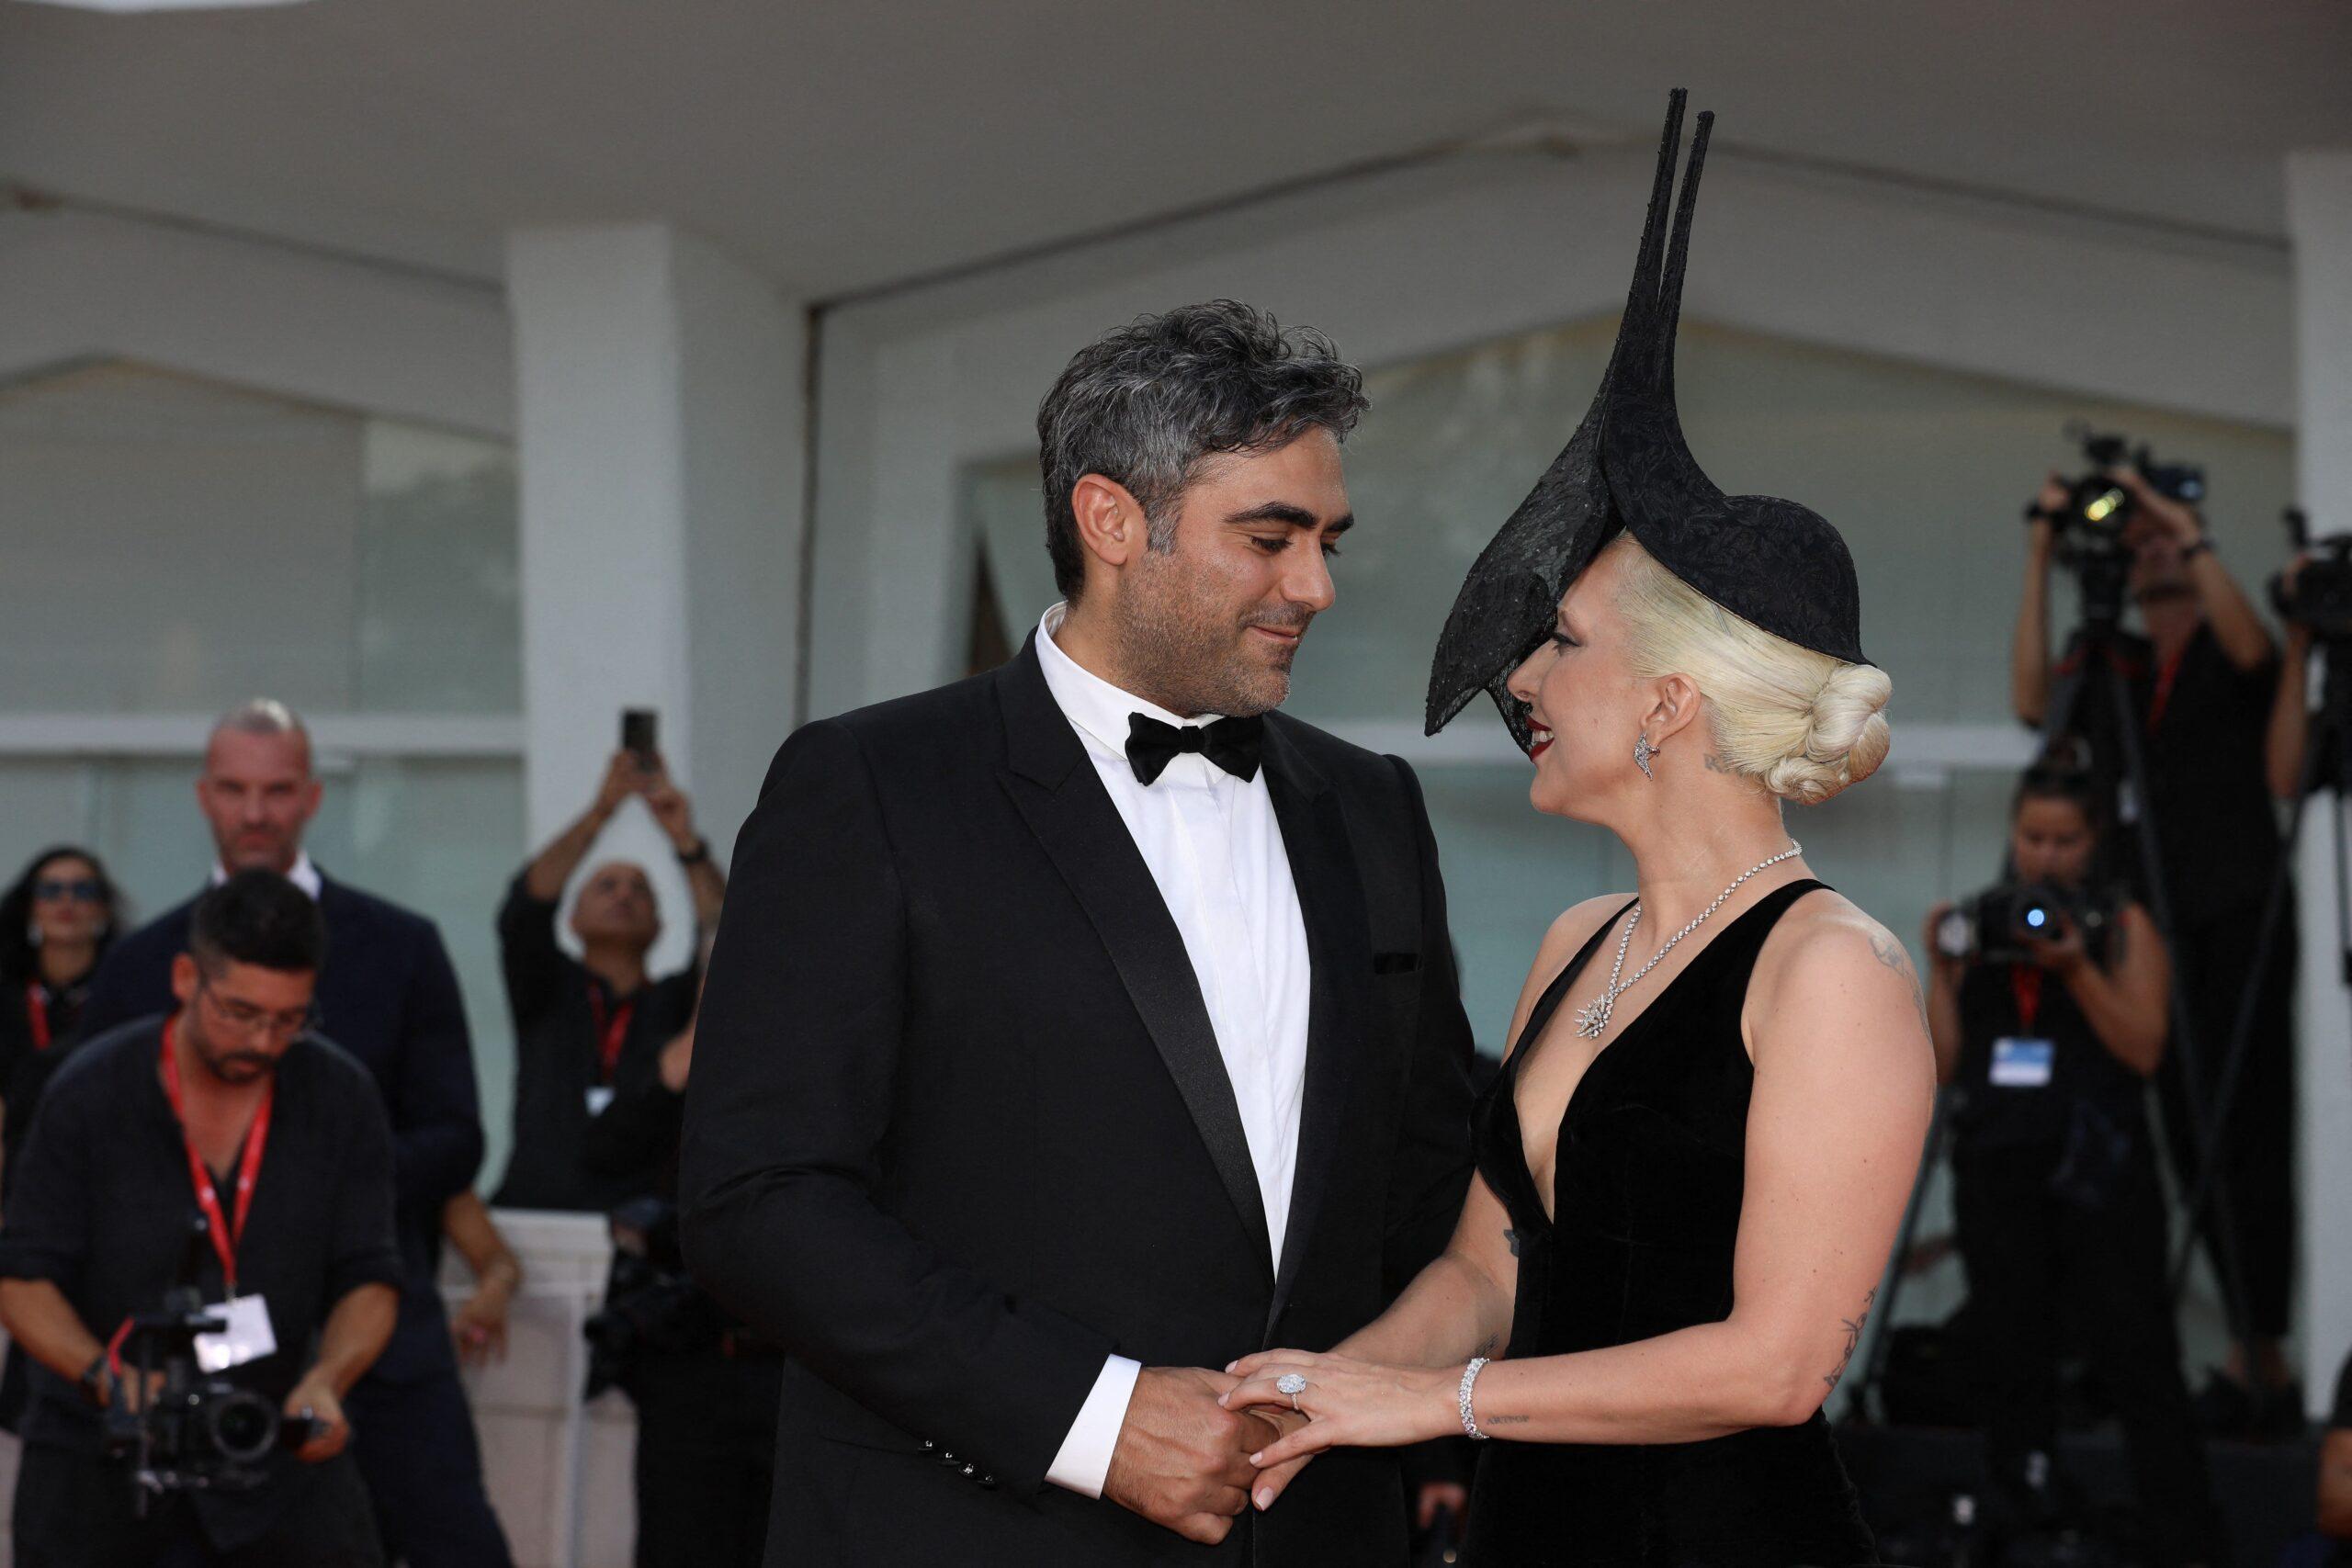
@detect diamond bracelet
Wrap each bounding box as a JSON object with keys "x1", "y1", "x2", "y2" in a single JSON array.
[{"x1": 1457, "y1": 1356, "x2": 1491, "y2": 1440}]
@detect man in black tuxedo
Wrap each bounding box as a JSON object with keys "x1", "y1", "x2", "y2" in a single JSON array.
[
  {"x1": 74, "y1": 701, "x2": 510, "y2": 1568},
  {"x1": 682, "y1": 301, "x2": 1476, "y2": 1566}
]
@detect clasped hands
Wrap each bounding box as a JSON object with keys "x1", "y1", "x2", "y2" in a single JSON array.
[{"x1": 1103, "y1": 1355, "x2": 1457, "y2": 1543}]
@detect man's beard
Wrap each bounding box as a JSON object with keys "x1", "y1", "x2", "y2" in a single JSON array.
[
  {"x1": 1113, "y1": 564, "x2": 1309, "y2": 718},
  {"x1": 188, "y1": 1023, "x2": 277, "y2": 1085}
]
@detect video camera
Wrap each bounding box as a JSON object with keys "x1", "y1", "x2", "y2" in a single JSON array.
[
  {"x1": 2037, "y1": 424, "x2": 2207, "y2": 626},
  {"x1": 103, "y1": 1288, "x2": 322, "y2": 1514},
  {"x1": 583, "y1": 1196, "x2": 728, "y2": 1397},
  {"x1": 2268, "y1": 507, "x2": 2352, "y2": 641},
  {"x1": 1933, "y1": 883, "x2": 2120, "y2": 968}
]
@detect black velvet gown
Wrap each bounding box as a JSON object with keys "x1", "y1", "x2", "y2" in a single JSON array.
[{"x1": 1464, "y1": 879, "x2": 1879, "y2": 1567}]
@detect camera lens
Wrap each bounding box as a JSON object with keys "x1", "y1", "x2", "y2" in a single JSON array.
[{"x1": 205, "y1": 1389, "x2": 279, "y2": 1464}]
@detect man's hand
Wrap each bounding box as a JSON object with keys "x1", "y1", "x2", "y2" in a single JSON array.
[
  {"x1": 2027, "y1": 470, "x2": 2067, "y2": 562},
  {"x1": 284, "y1": 1373, "x2": 351, "y2": 1463},
  {"x1": 2114, "y1": 468, "x2": 2204, "y2": 551},
  {"x1": 594, "y1": 750, "x2": 639, "y2": 819},
  {"x1": 640, "y1": 767, "x2": 699, "y2": 854},
  {"x1": 1102, "y1": 1367, "x2": 1266, "y2": 1545}
]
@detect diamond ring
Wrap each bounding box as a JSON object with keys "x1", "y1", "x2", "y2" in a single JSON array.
[{"x1": 1275, "y1": 1371, "x2": 1307, "y2": 1409}]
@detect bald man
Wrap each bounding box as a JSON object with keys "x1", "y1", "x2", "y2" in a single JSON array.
[
  {"x1": 490, "y1": 750, "x2": 724, "y2": 1213},
  {"x1": 74, "y1": 699, "x2": 509, "y2": 1567}
]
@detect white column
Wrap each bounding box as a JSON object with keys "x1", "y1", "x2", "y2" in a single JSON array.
[
  {"x1": 500, "y1": 224, "x2": 806, "y2": 1566},
  {"x1": 507, "y1": 224, "x2": 806, "y2": 971},
  {"x1": 2288, "y1": 150, "x2": 2352, "y2": 1416}
]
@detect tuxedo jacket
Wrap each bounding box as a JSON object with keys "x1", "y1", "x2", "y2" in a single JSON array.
[
  {"x1": 74, "y1": 874, "x2": 483, "y2": 1383},
  {"x1": 680, "y1": 637, "x2": 1476, "y2": 1567}
]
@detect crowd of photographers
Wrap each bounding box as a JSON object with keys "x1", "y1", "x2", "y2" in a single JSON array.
[
  {"x1": 0, "y1": 439, "x2": 2346, "y2": 1567},
  {"x1": 0, "y1": 706, "x2": 765, "y2": 1566},
  {"x1": 1899, "y1": 437, "x2": 2349, "y2": 1568}
]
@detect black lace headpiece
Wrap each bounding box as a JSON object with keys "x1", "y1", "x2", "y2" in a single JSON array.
[{"x1": 1424, "y1": 90, "x2": 1871, "y2": 752}]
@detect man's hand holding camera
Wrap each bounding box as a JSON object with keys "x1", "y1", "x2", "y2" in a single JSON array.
[{"x1": 282, "y1": 1371, "x2": 350, "y2": 1463}]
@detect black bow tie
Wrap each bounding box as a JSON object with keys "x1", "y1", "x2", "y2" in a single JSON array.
[{"x1": 1125, "y1": 713, "x2": 1265, "y2": 786}]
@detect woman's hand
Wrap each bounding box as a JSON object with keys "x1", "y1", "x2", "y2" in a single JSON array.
[
  {"x1": 1218, "y1": 1349, "x2": 1458, "y2": 1469},
  {"x1": 1920, "y1": 902, "x2": 1963, "y2": 982},
  {"x1": 451, "y1": 1274, "x2": 514, "y2": 1365},
  {"x1": 2023, "y1": 912, "x2": 2088, "y2": 978}
]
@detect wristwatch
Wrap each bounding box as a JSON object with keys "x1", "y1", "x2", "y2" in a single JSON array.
[
  {"x1": 2180, "y1": 536, "x2": 2213, "y2": 561},
  {"x1": 78, "y1": 1351, "x2": 108, "y2": 1406},
  {"x1": 675, "y1": 836, "x2": 710, "y2": 866}
]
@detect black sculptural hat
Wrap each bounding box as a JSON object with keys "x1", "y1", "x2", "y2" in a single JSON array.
[{"x1": 1424, "y1": 89, "x2": 1871, "y2": 752}]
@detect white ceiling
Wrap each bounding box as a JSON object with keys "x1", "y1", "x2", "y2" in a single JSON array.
[{"x1": 3, "y1": 0, "x2": 2347, "y2": 299}]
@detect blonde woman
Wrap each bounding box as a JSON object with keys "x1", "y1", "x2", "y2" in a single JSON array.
[{"x1": 1224, "y1": 96, "x2": 1935, "y2": 1566}]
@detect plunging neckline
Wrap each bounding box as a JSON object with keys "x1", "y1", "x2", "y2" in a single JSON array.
[{"x1": 1502, "y1": 882, "x2": 1820, "y2": 1228}]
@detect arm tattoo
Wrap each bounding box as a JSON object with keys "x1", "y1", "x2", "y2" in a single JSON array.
[
  {"x1": 1471, "y1": 1333, "x2": 1498, "y2": 1359},
  {"x1": 1867, "y1": 932, "x2": 1929, "y2": 1029},
  {"x1": 1821, "y1": 1287, "x2": 1874, "y2": 1393},
  {"x1": 1482, "y1": 1415, "x2": 1530, "y2": 1426},
  {"x1": 1504, "y1": 1228, "x2": 1522, "y2": 1258}
]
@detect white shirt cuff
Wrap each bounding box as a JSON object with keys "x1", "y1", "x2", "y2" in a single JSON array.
[{"x1": 1045, "y1": 1354, "x2": 1142, "y2": 1499}]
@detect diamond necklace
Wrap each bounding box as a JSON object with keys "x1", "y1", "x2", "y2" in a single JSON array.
[{"x1": 1571, "y1": 840, "x2": 1804, "y2": 1040}]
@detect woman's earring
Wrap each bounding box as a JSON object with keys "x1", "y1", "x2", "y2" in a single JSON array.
[{"x1": 1634, "y1": 734, "x2": 1659, "y2": 780}]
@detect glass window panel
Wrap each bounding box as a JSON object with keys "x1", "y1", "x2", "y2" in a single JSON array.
[{"x1": 0, "y1": 360, "x2": 520, "y2": 717}]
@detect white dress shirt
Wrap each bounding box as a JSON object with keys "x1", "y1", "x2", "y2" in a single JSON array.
[
  {"x1": 1035, "y1": 605, "x2": 1314, "y2": 1499},
  {"x1": 211, "y1": 851, "x2": 322, "y2": 901}
]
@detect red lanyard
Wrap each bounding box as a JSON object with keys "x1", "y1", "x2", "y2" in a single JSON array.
[
  {"x1": 589, "y1": 989, "x2": 635, "y2": 1085},
  {"x1": 2146, "y1": 644, "x2": 2189, "y2": 734},
  {"x1": 2009, "y1": 965, "x2": 2044, "y2": 1034},
  {"x1": 24, "y1": 984, "x2": 50, "y2": 1053},
  {"x1": 159, "y1": 1020, "x2": 273, "y2": 1294}
]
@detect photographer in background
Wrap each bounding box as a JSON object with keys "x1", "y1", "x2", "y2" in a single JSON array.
[
  {"x1": 2011, "y1": 463, "x2": 2299, "y2": 1433},
  {"x1": 0, "y1": 870, "x2": 401, "y2": 1567},
  {"x1": 1924, "y1": 763, "x2": 2224, "y2": 1568},
  {"x1": 581, "y1": 961, "x2": 781, "y2": 1568},
  {"x1": 490, "y1": 749, "x2": 722, "y2": 1214}
]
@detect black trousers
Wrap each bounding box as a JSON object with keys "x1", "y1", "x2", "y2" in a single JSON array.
[
  {"x1": 10, "y1": 1442, "x2": 382, "y2": 1568},
  {"x1": 1954, "y1": 1137, "x2": 2227, "y2": 1567},
  {"x1": 629, "y1": 1348, "x2": 783, "y2": 1568},
  {"x1": 2156, "y1": 908, "x2": 2298, "y2": 1340},
  {"x1": 343, "y1": 1367, "x2": 513, "y2": 1568}
]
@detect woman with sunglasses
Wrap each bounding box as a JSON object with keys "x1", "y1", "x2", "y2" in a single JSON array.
[
  {"x1": 0, "y1": 845, "x2": 126, "y2": 1188},
  {"x1": 0, "y1": 844, "x2": 125, "y2": 1432}
]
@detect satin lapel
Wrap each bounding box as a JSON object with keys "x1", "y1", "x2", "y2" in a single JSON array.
[
  {"x1": 995, "y1": 639, "x2": 1274, "y2": 1280},
  {"x1": 1260, "y1": 716, "x2": 1368, "y2": 1337}
]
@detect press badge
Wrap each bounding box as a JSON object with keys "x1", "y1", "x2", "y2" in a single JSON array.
[
  {"x1": 1989, "y1": 1037, "x2": 2056, "y2": 1089},
  {"x1": 584, "y1": 1086, "x2": 616, "y2": 1116},
  {"x1": 195, "y1": 1294, "x2": 277, "y2": 1373}
]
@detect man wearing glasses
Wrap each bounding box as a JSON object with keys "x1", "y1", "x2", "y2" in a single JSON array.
[
  {"x1": 0, "y1": 870, "x2": 402, "y2": 1565},
  {"x1": 75, "y1": 700, "x2": 508, "y2": 1568}
]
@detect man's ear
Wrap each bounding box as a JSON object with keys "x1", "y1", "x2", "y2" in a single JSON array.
[
  {"x1": 1069, "y1": 474, "x2": 1147, "y2": 576},
  {"x1": 1645, "y1": 673, "x2": 1705, "y2": 746},
  {"x1": 170, "y1": 952, "x2": 199, "y2": 1010}
]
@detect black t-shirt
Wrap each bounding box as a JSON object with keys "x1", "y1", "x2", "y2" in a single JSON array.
[
  {"x1": 2072, "y1": 622, "x2": 2283, "y2": 920},
  {"x1": 490, "y1": 874, "x2": 696, "y2": 1213},
  {"x1": 0, "y1": 1018, "x2": 402, "y2": 1550},
  {"x1": 1954, "y1": 956, "x2": 2148, "y2": 1152},
  {"x1": 0, "y1": 971, "x2": 92, "y2": 1198}
]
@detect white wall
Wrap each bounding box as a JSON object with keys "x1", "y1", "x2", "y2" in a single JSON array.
[{"x1": 0, "y1": 208, "x2": 512, "y2": 436}]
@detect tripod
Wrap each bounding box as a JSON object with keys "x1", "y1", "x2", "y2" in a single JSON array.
[
  {"x1": 2165, "y1": 628, "x2": 2349, "y2": 1309},
  {"x1": 2038, "y1": 576, "x2": 2259, "y2": 1348}
]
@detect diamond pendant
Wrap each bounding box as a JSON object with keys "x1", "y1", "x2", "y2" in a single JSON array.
[{"x1": 1573, "y1": 997, "x2": 1611, "y2": 1039}]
